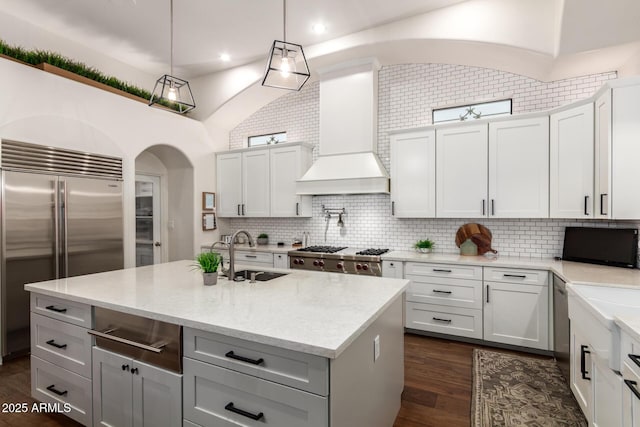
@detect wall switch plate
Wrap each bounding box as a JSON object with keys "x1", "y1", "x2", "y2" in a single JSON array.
[{"x1": 374, "y1": 335, "x2": 380, "y2": 362}]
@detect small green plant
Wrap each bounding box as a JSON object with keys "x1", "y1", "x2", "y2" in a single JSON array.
[
  {"x1": 258, "y1": 233, "x2": 269, "y2": 238},
  {"x1": 414, "y1": 239, "x2": 435, "y2": 249},
  {"x1": 194, "y1": 252, "x2": 220, "y2": 273}
]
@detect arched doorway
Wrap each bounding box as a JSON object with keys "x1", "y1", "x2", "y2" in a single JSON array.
[{"x1": 135, "y1": 145, "x2": 194, "y2": 265}]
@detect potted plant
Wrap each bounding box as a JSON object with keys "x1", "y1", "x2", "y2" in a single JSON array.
[
  {"x1": 194, "y1": 252, "x2": 221, "y2": 286},
  {"x1": 414, "y1": 239, "x2": 435, "y2": 253},
  {"x1": 257, "y1": 233, "x2": 269, "y2": 245}
]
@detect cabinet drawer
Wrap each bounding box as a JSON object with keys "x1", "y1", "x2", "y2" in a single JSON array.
[
  {"x1": 236, "y1": 251, "x2": 273, "y2": 265},
  {"x1": 31, "y1": 293, "x2": 92, "y2": 328},
  {"x1": 184, "y1": 358, "x2": 328, "y2": 427},
  {"x1": 274, "y1": 253, "x2": 289, "y2": 269},
  {"x1": 405, "y1": 262, "x2": 482, "y2": 280},
  {"x1": 484, "y1": 267, "x2": 548, "y2": 286},
  {"x1": 621, "y1": 332, "x2": 640, "y2": 378},
  {"x1": 382, "y1": 260, "x2": 404, "y2": 279},
  {"x1": 406, "y1": 277, "x2": 482, "y2": 309},
  {"x1": 184, "y1": 328, "x2": 328, "y2": 396},
  {"x1": 31, "y1": 313, "x2": 92, "y2": 378},
  {"x1": 31, "y1": 355, "x2": 92, "y2": 426},
  {"x1": 405, "y1": 302, "x2": 483, "y2": 339}
]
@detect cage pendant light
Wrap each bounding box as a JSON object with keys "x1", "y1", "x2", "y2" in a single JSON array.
[
  {"x1": 149, "y1": 0, "x2": 195, "y2": 113},
  {"x1": 262, "y1": 0, "x2": 310, "y2": 91}
]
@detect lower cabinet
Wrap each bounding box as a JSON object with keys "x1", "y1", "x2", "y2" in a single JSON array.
[
  {"x1": 274, "y1": 253, "x2": 289, "y2": 269},
  {"x1": 92, "y1": 346, "x2": 182, "y2": 427},
  {"x1": 623, "y1": 361, "x2": 640, "y2": 427},
  {"x1": 406, "y1": 302, "x2": 482, "y2": 339},
  {"x1": 592, "y1": 352, "x2": 622, "y2": 427},
  {"x1": 570, "y1": 325, "x2": 593, "y2": 421}
]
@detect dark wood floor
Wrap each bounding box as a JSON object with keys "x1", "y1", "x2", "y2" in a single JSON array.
[{"x1": 0, "y1": 334, "x2": 547, "y2": 427}]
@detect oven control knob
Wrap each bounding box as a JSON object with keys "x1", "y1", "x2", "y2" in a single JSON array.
[
  {"x1": 313, "y1": 260, "x2": 319, "y2": 266},
  {"x1": 337, "y1": 262, "x2": 344, "y2": 269},
  {"x1": 299, "y1": 259, "x2": 304, "y2": 265},
  {"x1": 319, "y1": 261, "x2": 325, "y2": 267},
  {"x1": 362, "y1": 265, "x2": 369, "y2": 271},
  {"x1": 356, "y1": 264, "x2": 362, "y2": 270},
  {"x1": 293, "y1": 259, "x2": 299, "y2": 265}
]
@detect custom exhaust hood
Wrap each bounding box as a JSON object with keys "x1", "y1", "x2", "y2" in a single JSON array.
[{"x1": 296, "y1": 58, "x2": 389, "y2": 195}]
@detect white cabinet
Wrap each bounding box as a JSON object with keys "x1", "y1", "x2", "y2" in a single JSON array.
[
  {"x1": 436, "y1": 124, "x2": 488, "y2": 218},
  {"x1": 93, "y1": 346, "x2": 182, "y2": 427},
  {"x1": 550, "y1": 103, "x2": 594, "y2": 218},
  {"x1": 270, "y1": 144, "x2": 312, "y2": 217},
  {"x1": 29, "y1": 293, "x2": 93, "y2": 426},
  {"x1": 382, "y1": 260, "x2": 403, "y2": 279},
  {"x1": 242, "y1": 149, "x2": 270, "y2": 217},
  {"x1": 216, "y1": 148, "x2": 269, "y2": 217},
  {"x1": 594, "y1": 90, "x2": 611, "y2": 218},
  {"x1": 216, "y1": 152, "x2": 243, "y2": 217},
  {"x1": 483, "y1": 267, "x2": 549, "y2": 350},
  {"x1": 593, "y1": 352, "x2": 623, "y2": 427},
  {"x1": 488, "y1": 117, "x2": 549, "y2": 218},
  {"x1": 571, "y1": 325, "x2": 593, "y2": 422},
  {"x1": 623, "y1": 361, "x2": 640, "y2": 427},
  {"x1": 390, "y1": 130, "x2": 435, "y2": 217},
  {"x1": 274, "y1": 253, "x2": 289, "y2": 269}
]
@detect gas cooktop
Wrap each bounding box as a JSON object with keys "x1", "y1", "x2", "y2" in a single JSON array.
[
  {"x1": 295, "y1": 246, "x2": 347, "y2": 253},
  {"x1": 288, "y1": 246, "x2": 391, "y2": 276}
]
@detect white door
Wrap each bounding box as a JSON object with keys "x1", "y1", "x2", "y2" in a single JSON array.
[
  {"x1": 93, "y1": 347, "x2": 134, "y2": 427},
  {"x1": 436, "y1": 124, "x2": 488, "y2": 218},
  {"x1": 242, "y1": 149, "x2": 270, "y2": 217},
  {"x1": 483, "y1": 281, "x2": 549, "y2": 350},
  {"x1": 594, "y1": 89, "x2": 611, "y2": 218},
  {"x1": 390, "y1": 130, "x2": 436, "y2": 218},
  {"x1": 550, "y1": 103, "x2": 594, "y2": 218},
  {"x1": 270, "y1": 144, "x2": 312, "y2": 217},
  {"x1": 593, "y1": 353, "x2": 623, "y2": 427},
  {"x1": 623, "y1": 362, "x2": 640, "y2": 427},
  {"x1": 488, "y1": 117, "x2": 549, "y2": 218},
  {"x1": 570, "y1": 326, "x2": 593, "y2": 422},
  {"x1": 132, "y1": 360, "x2": 182, "y2": 427},
  {"x1": 135, "y1": 175, "x2": 161, "y2": 266},
  {"x1": 216, "y1": 152, "x2": 243, "y2": 217}
]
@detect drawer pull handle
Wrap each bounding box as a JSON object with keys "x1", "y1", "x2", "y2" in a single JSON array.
[
  {"x1": 225, "y1": 402, "x2": 264, "y2": 421},
  {"x1": 580, "y1": 345, "x2": 591, "y2": 381},
  {"x1": 122, "y1": 364, "x2": 130, "y2": 371},
  {"x1": 433, "y1": 269, "x2": 452, "y2": 273},
  {"x1": 432, "y1": 317, "x2": 452, "y2": 323},
  {"x1": 46, "y1": 384, "x2": 68, "y2": 396},
  {"x1": 503, "y1": 274, "x2": 526, "y2": 279},
  {"x1": 432, "y1": 290, "x2": 452, "y2": 294},
  {"x1": 625, "y1": 380, "x2": 640, "y2": 401},
  {"x1": 45, "y1": 305, "x2": 67, "y2": 313},
  {"x1": 629, "y1": 354, "x2": 640, "y2": 369},
  {"x1": 225, "y1": 350, "x2": 264, "y2": 365},
  {"x1": 131, "y1": 368, "x2": 139, "y2": 375},
  {"x1": 87, "y1": 328, "x2": 166, "y2": 353},
  {"x1": 45, "y1": 339, "x2": 67, "y2": 349},
  {"x1": 244, "y1": 255, "x2": 258, "y2": 258}
]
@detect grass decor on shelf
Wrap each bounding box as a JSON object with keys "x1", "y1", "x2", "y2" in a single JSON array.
[
  {"x1": 414, "y1": 239, "x2": 435, "y2": 252},
  {"x1": 194, "y1": 252, "x2": 221, "y2": 273},
  {"x1": 0, "y1": 39, "x2": 182, "y2": 112}
]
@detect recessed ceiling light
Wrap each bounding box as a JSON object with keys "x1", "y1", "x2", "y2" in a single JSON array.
[
  {"x1": 220, "y1": 53, "x2": 231, "y2": 62},
  {"x1": 311, "y1": 23, "x2": 326, "y2": 34}
]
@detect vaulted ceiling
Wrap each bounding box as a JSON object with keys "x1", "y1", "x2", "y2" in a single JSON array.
[{"x1": 1, "y1": 0, "x2": 640, "y2": 128}]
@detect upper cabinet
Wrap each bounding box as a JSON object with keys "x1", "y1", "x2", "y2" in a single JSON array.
[
  {"x1": 488, "y1": 117, "x2": 549, "y2": 218},
  {"x1": 595, "y1": 90, "x2": 611, "y2": 218},
  {"x1": 217, "y1": 143, "x2": 312, "y2": 218},
  {"x1": 550, "y1": 103, "x2": 594, "y2": 218},
  {"x1": 436, "y1": 124, "x2": 488, "y2": 218},
  {"x1": 390, "y1": 130, "x2": 436, "y2": 217},
  {"x1": 270, "y1": 144, "x2": 312, "y2": 217}
]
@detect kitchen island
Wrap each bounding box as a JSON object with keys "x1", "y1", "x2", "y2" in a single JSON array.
[{"x1": 25, "y1": 260, "x2": 408, "y2": 427}]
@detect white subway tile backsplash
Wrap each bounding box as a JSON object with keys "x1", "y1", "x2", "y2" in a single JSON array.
[{"x1": 221, "y1": 63, "x2": 636, "y2": 259}]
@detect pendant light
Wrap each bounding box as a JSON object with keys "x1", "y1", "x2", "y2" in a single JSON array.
[
  {"x1": 262, "y1": 0, "x2": 310, "y2": 91},
  {"x1": 149, "y1": 0, "x2": 195, "y2": 114}
]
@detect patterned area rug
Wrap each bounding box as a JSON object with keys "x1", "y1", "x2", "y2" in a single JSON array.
[{"x1": 472, "y1": 349, "x2": 587, "y2": 427}]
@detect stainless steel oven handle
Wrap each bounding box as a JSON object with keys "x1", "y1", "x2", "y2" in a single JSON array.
[{"x1": 88, "y1": 328, "x2": 166, "y2": 353}]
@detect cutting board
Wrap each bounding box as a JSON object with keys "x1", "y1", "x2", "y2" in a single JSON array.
[{"x1": 455, "y1": 223, "x2": 492, "y2": 247}]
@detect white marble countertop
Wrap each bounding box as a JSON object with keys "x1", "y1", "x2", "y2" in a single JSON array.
[
  {"x1": 200, "y1": 243, "x2": 294, "y2": 254},
  {"x1": 24, "y1": 260, "x2": 408, "y2": 359}
]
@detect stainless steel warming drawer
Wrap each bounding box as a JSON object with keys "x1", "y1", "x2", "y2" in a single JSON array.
[{"x1": 89, "y1": 307, "x2": 182, "y2": 373}]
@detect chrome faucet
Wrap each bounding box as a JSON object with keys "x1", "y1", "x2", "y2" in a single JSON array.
[
  {"x1": 228, "y1": 230, "x2": 255, "y2": 281},
  {"x1": 209, "y1": 241, "x2": 230, "y2": 276}
]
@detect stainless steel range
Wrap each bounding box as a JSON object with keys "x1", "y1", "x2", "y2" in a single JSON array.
[{"x1": 288, "y1": 246, "x2": 389, "y2": 276}]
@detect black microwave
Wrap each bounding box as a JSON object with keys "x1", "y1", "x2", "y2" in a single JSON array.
[{"x1": 562, "y1": 227, "x2": 638, "y2": 268}]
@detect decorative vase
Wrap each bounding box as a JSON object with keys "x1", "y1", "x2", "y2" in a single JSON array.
[
  {"x1": 416, "y1": 248, "x2": 432, "y2": 254},
  {"x1": 257, "y1": 237, "x2": 268, "y2": 245},
  {"x1": 203, "y1": 272, "x2": 218, "y2": 286}
]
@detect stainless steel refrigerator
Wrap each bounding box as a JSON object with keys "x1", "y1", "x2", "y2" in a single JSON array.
[{"x1": 1, "y1": 139, "x2": 124, "y2": 361}]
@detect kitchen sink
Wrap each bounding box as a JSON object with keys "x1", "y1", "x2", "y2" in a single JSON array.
[{"x1": 233, "y1": 270, "x2": 288, "y2": 282}]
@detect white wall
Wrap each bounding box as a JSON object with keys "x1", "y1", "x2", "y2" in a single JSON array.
[
  {"x1": 219, "y1": 63, "x2": 638, "y2": 259},
  {"x1": 0, "y1": 57, "x2": 219, "y2": 267}
]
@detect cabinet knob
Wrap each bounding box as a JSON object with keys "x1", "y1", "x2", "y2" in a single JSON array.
[
  {"x1": 122, "y1": 364, "x2": 130, "y2": 371},
  {"x1": 131, "y1": 367, "x2": 139, "y2": 375}
]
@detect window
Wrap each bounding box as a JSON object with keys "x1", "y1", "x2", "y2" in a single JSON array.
[
  {"x1": 432, "y1": 99, "x2": 512, "y2": 124},
  {"x1": 248, "y1": 131, "x2": 287, "y2": 147}
]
